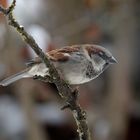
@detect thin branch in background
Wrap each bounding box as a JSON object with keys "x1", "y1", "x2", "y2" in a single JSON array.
[{"x1": 0, "y1": 1, "x2": 91, "y2": 140}]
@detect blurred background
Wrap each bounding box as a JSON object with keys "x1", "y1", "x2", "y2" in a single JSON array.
[{"x1": 0, "y1": 0, "x2": 140, "y2": 140}]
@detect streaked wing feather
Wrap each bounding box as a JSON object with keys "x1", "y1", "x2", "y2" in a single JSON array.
[
  {"x1": 26, "y1": 57, "x2": 42, "y2": 67},
  {"x1": 26, "y1": 45, "x2": 81, "y2": 66},
  {"x1": 48, "y1": 45, "x2": 80, "y2": 61}
]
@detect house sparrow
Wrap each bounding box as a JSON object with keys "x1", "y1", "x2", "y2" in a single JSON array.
[{"x1": 0, "y1": 44, "x2": 117, "y2": 86}]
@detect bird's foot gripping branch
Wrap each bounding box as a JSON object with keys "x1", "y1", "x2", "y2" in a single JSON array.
[{"x1": 0, "y1": 1, "x2": 91, "y2": 140}]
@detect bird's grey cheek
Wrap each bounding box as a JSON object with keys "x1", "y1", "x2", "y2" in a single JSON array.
[
  {"x1": 96, "y1": 60, "x2": 106, "y2": 71},
  {"x1": 91, "y1": 54, "x2": 99, "y2": 62}
]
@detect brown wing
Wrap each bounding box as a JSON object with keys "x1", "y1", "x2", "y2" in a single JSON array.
[
  {"x1": 26, "y1": 45, "x2": 81, "y2": 67},
  {"x1": 48, "y1": 45, "x2": 80, "y2": 62}
]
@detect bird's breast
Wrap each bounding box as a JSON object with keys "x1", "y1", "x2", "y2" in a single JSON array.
[{"x1": 58, "y1": 60, "x2": 97, "y2": 85}]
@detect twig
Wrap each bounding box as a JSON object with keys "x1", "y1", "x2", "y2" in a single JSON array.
[{"x1": 0, "y1": 1, "x2": 91, "y2": 140}]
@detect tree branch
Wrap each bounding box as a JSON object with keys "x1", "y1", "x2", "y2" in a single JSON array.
[{"x1": 0, "y1": 1, "x2": 91, "y2": 140}]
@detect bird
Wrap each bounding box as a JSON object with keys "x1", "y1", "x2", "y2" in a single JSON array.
[{"x1": 0, "y1": 44, "x2": 117, "y2": 86}]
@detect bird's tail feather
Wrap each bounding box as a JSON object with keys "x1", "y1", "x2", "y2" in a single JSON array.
[{"x1": 0, "y1": 69, "x2": 32, "y2": 86}]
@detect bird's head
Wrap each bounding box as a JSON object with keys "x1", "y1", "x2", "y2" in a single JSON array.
[{"x1": 86, "y1": 45, "x2": 117, "y2": 72}]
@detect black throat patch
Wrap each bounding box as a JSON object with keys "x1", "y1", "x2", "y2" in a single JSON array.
[{"x1": 85, "y1": 61, "x2": 96, "y2": 79}]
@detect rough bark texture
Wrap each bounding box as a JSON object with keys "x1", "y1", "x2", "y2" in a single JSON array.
[{"x1": 0, "y1": 1, "x2": 91, "y2": 140}]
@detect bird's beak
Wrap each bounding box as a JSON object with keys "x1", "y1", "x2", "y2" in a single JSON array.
[{"x1": 109, "y1": 56, "x2": 118, "y2": 64}]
